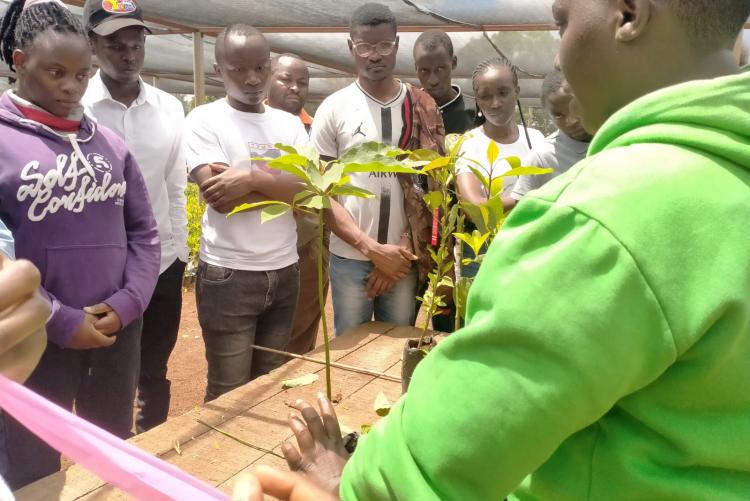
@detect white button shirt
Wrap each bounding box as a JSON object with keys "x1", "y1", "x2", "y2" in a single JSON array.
[{"x1": 83, "y1": 71, "x2": 188, "y2": 274}]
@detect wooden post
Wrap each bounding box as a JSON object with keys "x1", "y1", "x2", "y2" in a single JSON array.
[
  {"x1": 192, "y1": 31, "x2": 205, "y2": 106},
  {"x1": 151, "y1": 75, "x2": 159, "y2": 89}
]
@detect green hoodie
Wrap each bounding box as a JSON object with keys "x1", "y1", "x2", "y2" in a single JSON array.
[{"x1": 339, "y1": 69, "x2": 750, "y2": 500}]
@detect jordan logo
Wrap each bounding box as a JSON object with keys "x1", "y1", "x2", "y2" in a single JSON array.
[{"x1": 352, "y1": 122, "x2": 366, "y2": 138}]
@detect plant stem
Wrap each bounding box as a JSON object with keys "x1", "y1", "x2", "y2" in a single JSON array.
[
  {"x1": 418, "y1": 184, "x2": 453, "y2": 348},
  {"x1": 196, "y1": 419, "x2": 286, "y2": 459},
  {"x1": 317, "y1": 210, "x2": 332, "y2": 400},
  {"x1": 454, "y1": 214, "x2": 465, "y2": 332},
  {"x1": 249, "y1": 344, "x2": 401, "y2": 382}
]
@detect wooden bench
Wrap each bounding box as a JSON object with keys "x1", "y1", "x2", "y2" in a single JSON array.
[{"x1": 15, "y1": 322, "x2": 431, "y2": 500}]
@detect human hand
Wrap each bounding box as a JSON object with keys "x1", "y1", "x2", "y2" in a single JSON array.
[
  {"x1": 281, "y1": 394, "x2": 350, "y2": 495},
  {"x1": 0, "y1": 255, "x2": 49, "y2": 382},
  {"x1": 84, "y1": 303, "x2": 122, "y2": 335},
  {"x1": 231, "y1": 465, "x2": 338, "y2": 501},
  {"x1": 367, "y1": 243, "x2": 415, "y2": 280},
  {"x1": 365, "y1": 267, "x2": 396, "y2": 299},
  {"x1": 67, "y1": 314, "x2": 115, "y2": 349},
  {"x1": 201, "y1": 165, "x2": 254, "y2": 208}
]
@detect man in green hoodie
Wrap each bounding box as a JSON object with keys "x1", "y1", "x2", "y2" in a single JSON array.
[{"x1": 247, "y1": 1, "x2": 750, "y2": 500}]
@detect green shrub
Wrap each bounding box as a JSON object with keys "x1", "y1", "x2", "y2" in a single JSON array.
[{"x1": 185, "y1": 182, "x2": 205, "y2": 271}]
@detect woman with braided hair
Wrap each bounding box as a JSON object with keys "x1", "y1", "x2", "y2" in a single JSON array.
[
  {"x1": 455, "y1": 56, "x2": 545, "y2": 277},
  {"x1": 456, "y1": 56, "x2": 545, "y2": 206},
  {"x1": 0, "y1": 0, "x2": 159, "y2": 489}
]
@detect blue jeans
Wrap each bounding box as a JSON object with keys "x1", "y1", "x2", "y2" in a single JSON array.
[{"x1": 329, "y1": 253, "x2": 417, "y2": 336}]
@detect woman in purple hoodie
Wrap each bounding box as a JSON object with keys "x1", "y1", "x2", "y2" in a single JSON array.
[{"x1": 0, "y1": 0, "x2": 160, "y2": 489}]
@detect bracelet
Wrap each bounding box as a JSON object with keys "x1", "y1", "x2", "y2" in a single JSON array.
[{"x1": 400, "y1": 231, "x2": 411, "y2": 240}]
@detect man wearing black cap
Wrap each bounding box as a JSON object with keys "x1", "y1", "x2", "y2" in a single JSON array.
[{"x1": 82, "y1": 0, "x2": 188, "y2": 433}]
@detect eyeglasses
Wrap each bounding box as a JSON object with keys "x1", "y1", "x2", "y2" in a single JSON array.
[{"x1": 350, "y1": 40, "x2": 397, "y2": 58}]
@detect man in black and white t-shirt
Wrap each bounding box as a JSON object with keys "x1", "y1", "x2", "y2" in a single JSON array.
[
  {"x1": 313, "y1": 3, "x2": 444, "y2": 336},
  {"x1": 185, "y1": 26, "x2": 306, "y2": 401}
]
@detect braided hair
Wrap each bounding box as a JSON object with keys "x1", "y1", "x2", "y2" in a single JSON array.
[
  {"x1": 471, "y1": 55, "x2": 532, "y2": 148},
  {"x1": 0, "y1": 0, "x2": 86, "y2": 72}
]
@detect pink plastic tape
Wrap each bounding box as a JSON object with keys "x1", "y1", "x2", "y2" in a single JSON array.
[{"x1": 0, "y1": 374, "x2": 229, "y2": 500}]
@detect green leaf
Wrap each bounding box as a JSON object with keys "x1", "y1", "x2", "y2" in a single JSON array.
[
  {"x1": 339, "y1": 141, "x2": 421, "y2": 174},
  {"x1": 455, "y1": 277, "x2": 472, "y2": 321},
  {"x1": 293, "y1": 189, "x2": 316, "y2": 206},
  {"x1": 261, "y1": 204, "x2": 292, "y2": 223},
  {"x1": 423, "y1": 191, "x2": 443, "y2": 211},
  {"x1": 300, "y1": 195, "x2": 331, "y2": 210},
  {"x1": 248, "y1": 156, "x2": 311, "y2": 182},
  {"x1": 273, "y1": 144, "x2": 299, "y2": 155},
  {"x1": 320, "y1": 163, "x2": 345, "y2": 191},
  {"x1": 503, "y1": 166, "x2": 555, "y2": 177},
  {"x1": 453, "y1": 230, "x2": 489, "y2": 256},
  {"x1": 385, "y1": 147, "x2": 412, "y2": 158},
  {"x1": 229, "y1": 200, "x2": 290, "y2": 216},
  {"x1": 487, "y1": 140, "x2": 499, "y2": 166},
  {"x1": 307, "y1": 162, "x2": 326, "y2": 191},
  {"x1": 459, "y1": 201, "x2": 487, "y2": 233},
  {"x1": 338, "y1": 141, "x2": 398, "y2": 163},
  {"x1": 360, "y1": 424, "x2": 372, "y2": 434},
  {"x1": 373, "y1": 391, "x2": 392, "y2": 417},
  {"x1": 421, "y1": 156, "x2": 451, "y2": 174},
  {"x1": 293, "y1": 144, "x2": 320, "y2": 165},
  {"x1": 269, "y1": 154, "x2": 309, "y2": 168},
  {"x1": 409, "y1": 149, "x2": 442, "y2": 162},
  {"x1": 489, "y1": 176, "x2": 504, "y2": 198},
  {"x1": 468, "y1": 165, "x2": 490, "y2": 193},
  {"x1": 281, "y1": 373, "x2": 319, "y2": 389},
  {"x1": 506, "y1": 156, "x2": 522, "y2": 169},
  {"x1": 438, "y1": 276, "x2": 454, "y2": 289},
  {"x1": 330, "y1": 185, "x2": 375, "y2": 199}
]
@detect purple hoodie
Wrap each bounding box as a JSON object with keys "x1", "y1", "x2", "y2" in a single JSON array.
[{"x1": 0, "y1": 92, "x2": 160, "y2": 348}]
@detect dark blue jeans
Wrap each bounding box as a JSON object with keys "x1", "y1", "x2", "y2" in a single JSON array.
[
  {"x1": 196, "y1": 261, "x2": 299, "y2": 402},
  {"x1": 0, "y1": 318, "x2": 142, "y2": 489}
]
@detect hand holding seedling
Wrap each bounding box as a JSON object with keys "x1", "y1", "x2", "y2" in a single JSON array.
[
  {"x1": 282, "y1": 394, "x2": 349, "y2": 496},
  {"x1": 231, "y1": 465, "x2": 338, "y2": 501},
  {"x1": 84, "y1": 303, "x2": 122, "y2": 336},
  {"x1": 0, "y1": 254, "x2": 49, "y2": 382},
  {"x1": 201, "y1": 163, "x2": 254, "y2": 209}
]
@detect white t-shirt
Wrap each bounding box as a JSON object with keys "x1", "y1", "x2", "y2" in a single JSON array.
[
  {"x1": 312, "y1": 82, "x2": 409, "y2": 261},
  {"x1": 456, "y1": 125, "x2": 545, "y2": 196},
  {"x1": 184, "y1": 99, "x2": 308, "y2": 271},
  {"x1": 511, "y1": 130, "x2": 590, "y2": 200}
]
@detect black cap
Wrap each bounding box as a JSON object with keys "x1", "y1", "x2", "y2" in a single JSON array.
[{"x1": 83, "y1": 0, "x2": 151, "y2": 37}]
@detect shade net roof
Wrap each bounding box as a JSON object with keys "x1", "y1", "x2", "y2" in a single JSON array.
[{"x1": 1, "y1": 0, "x2": 749, "y2": 105}]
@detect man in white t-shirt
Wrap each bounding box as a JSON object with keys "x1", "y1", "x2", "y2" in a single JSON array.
[
  {"x1": 313, "y1": 3, "x2": 445, "y2": 336},
  {"x1": 82, "y1": 0, "x2": 188, "y2": 432},
  {"x1": 511, "y1": 70, "x2": 592, "y2": 202},
  {"x1": 185, "y1": 25, "x2": 307, "y2": 401}
]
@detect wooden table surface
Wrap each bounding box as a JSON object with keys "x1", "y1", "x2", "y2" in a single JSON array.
[{"x1": 15, "y1": 322, "x2": 429, "y2": 500}]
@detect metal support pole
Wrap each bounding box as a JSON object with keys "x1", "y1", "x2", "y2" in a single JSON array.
[{"x1": 192, "y1": 31, "x2": 205, "y2": 106}]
